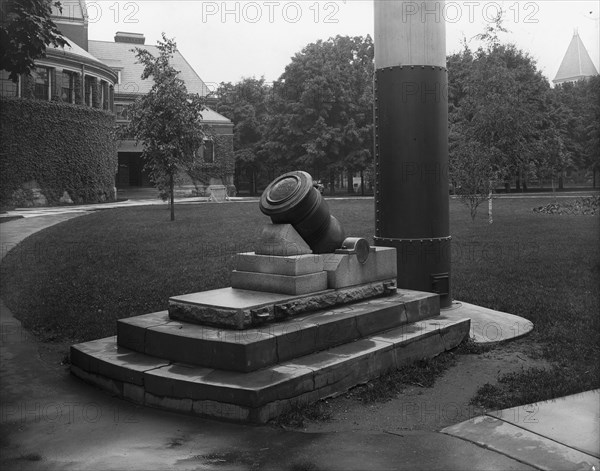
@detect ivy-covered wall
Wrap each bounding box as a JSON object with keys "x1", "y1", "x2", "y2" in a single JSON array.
[
  {"x1": 0, "y1": 97, "x2": 117, "y2": 208},
  {"x1": 185, "y1": 131, "x2": 235, "y2": 195}
]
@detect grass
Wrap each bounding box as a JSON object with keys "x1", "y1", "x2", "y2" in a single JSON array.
[
  {"x1": 0, "y1": 216, "x2": 24, "y2": 223},
  {"x1": 272, "y1": 400, "x2": 333, "y2": 429},
  {"x1": 1, "y1": 197, "x2": 598, "y2": 409},
  {"x1": 350, "y1": 351, "x2": 459, "y2": 403},
  {"x1": 275, "y1": 339, "x2": 492, "y2": 428}
]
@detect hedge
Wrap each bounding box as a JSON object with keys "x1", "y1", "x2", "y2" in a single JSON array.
[{"x1": 0, "y1": 97, "x2": 117, "y2": 208}]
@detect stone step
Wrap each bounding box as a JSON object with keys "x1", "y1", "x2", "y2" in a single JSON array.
[
  {"x1": 118, "y1": 289, "x2": 440, "y2": 372},
  {"x1": 71, "y1": 314, "x2": 470, "y2": 424}
]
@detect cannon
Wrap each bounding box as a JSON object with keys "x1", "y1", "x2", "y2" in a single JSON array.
[{"x1": 259, "y1": 171, "x2": 345, "y2": 254}]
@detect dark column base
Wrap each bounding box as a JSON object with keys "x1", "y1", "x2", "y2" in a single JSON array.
[{"x1": 375, "y1": 236, "x2": 451, "y2": 308}]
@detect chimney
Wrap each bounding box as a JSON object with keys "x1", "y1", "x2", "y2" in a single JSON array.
[{"x1": 114, "y1": 32, "x2": 145, "y2": 44}]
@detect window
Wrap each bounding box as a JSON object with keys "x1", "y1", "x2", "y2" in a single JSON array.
[
  {"x1": 200, "y1": 138, "x2": 215, "y2": 163},
  {"x1": 61, "y1": 71, "x2": 74, "y2": 103},
  {"x1": 84, "y1": 76, "x2": 93, "y2": 106},
  {"x1": 33, "y1": 67, "x2": 50, "y2": 100},
  {"x1": 0, "y1": 70, "x2": 19, "y2": 97},
  {"x1": 103, "y1": 82, "x2": 109, "y2": 109},
  {"x1": 115, "y1": 104, "x2": 129, "y2": 121},
  {"x1": 108, "y1": 85, "x2": 114, "y2": 112}
]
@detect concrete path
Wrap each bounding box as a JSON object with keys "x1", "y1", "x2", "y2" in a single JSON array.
[
  {"x1": 441, "y1": 302, "x2": 534, "y2": 344},
  {"x1": 1, "y1": 214, "x2": 597, "y2": 471},
  {"x1": 442, "y1": 391, "x2": 600, "y2": 470},
  {"x1": 0, "y1": 213, "x2": 86, "y2": 260},
  {"x1": 1, "y1": 190, "x2": 595, "y2": 220},
  {"x1": 0, "y1": 196, "x2": 260, "y2": 220}
]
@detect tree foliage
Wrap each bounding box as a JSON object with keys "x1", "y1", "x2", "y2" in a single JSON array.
[
  {"x1": 213, "y1": 78, "x2": 272, "y2": 193},
  {"x1": 448, "y1": 12, "x2": 558, "y2": 224},
  {"x1": 449, "y1": 12, "x2": 599, "y2": 203},
  {"x1": 127, "y1": 34, "x2": 207, "y2": 220},
  {"x1": 449, "y1": 44, "x2": 551, "y2": 187},
  {"x1": 550, "y1": 76, "x2": 600, "y2": 182},
  {"x1": 0, "y1": 0, "x2": 69, "y2": 82},
  {"x1": 265, "y1": 35, "x2": 374, "y2": 186}
]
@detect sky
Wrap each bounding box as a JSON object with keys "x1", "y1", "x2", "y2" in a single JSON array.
[{"x1": 86, "y1": 0, "x2": 600, "y2": 91}]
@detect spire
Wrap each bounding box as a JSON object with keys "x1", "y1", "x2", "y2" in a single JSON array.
[{"x1": 553, "y1": 30, "x2": 599, "y2": 84}]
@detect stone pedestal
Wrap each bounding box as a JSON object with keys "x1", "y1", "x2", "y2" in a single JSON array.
[
  {"x1": 71, "y1": 288, "x2": 470, "y2": 423},
  {"x1": 71, "y1": 228, "x2": 470, "y2": 423}
]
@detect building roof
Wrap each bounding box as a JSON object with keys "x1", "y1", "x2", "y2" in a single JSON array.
[
  {"x1": 198, "y1": 107, "x2": 233, "y2": 123},
  {"x1": 553, "y1": 31, "x2": 599, "y2": 84},
  {"x1": 88, "y1": 37, "x2": 230, "y2": 124},
  {"x1": 47, "y1": 34, "x2": 107, "y2": 68},
  {"x1": 88, "y1": 39, "x2": 211, "y2": 97}
]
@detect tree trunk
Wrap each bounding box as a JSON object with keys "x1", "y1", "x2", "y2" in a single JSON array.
[
  {"x1": 233, "y1": 166, "x2": 240, "y2": 192},
  {"x1": 251, "y1": 169, "x2": 256, "y2": 196},
  {"x1": 170, "y1": 172, "x2": 175, "y2": 221},
  {"x1": 488, "y1": 186, "x2": 493, "y2": 224},
  {"x1": 329, "y1": 169, "x2": 335, "y2": 196},
  {"x1": 558, "y1": 173, "x2": 564, "y2": 190},
  {"x1": 347, "y1": 170, "x2": 353, "y2": 195},
  {"x1": 515, "y1": 171, "x2": 522, "y2": 192},
  {"x1": 360, "y1": 170, "x2": 365, "y2": 196}
]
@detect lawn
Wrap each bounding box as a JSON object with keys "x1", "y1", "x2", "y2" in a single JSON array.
[{"x1": 1, "y1": 196, "x2": 598, "y2": 408}]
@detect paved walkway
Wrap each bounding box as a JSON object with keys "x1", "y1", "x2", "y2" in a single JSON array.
[
  {"x1": 0, "y1": 195, "x2": 259, "y2": 220},
  {"x1": 1, "y1": 190, "x2": 596, "y2": 220},
  {"x1": 442, "y1": 391, "x2": 599, "y2": 470},
  {"x1": 1, "y1": 214, "x2": 598, "y2": 470}
]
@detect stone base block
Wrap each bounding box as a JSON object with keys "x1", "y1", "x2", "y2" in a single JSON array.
[
  {"x1": 231, "y1": 270, "x2": 328, "y2": 295},
  {"x1": 235, "y1": 252, "x2": 324, "y2": 276},
  {"x1": 323, "y1": 246, "x2": 397, "y2": 289}
]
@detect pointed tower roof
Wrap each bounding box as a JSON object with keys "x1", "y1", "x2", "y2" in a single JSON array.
[{"x1": 553, "y1": 30, "x2": 599, "y2": 84}]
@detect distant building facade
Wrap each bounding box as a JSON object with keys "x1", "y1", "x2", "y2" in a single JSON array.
[
  {"x1": 553, "y1": 30, "x2": 599, "y2": 85},
  {"x1": 88, "y1": 32, "x2": 233, "y2": 192},
  {"x1": 1, "y1": 0, "x2": 234, "y2": 196}
]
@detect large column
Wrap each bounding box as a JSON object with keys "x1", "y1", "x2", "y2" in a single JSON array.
[{"x1": 373, "y1": 0, "x2": 451, "y2": 307}]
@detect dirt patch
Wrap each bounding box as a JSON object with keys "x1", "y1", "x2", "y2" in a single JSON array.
[{"x1": 299, "y1": 339, "x2": 551, "y2": 434}]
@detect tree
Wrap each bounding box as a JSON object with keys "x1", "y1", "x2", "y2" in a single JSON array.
[
  {"x1": 265, "y1": 35, "x2": 374, "y2": 193},
  {"x1": 551, "y1": 77, "x2": 600, "y2": 187},
  {"x1": 0, "y1": 0, "x2": 69, "y2": 82},
  {"x1": 449, "y1": 139, "x2": 501, "y2": 221},
  {"x1": 448, "y1": 13, "x2": 552, "y2": 208},
  {"x1": 127, "y1": 34, "x2": 207, "y2": 221},
  {"x1": 213, "y1": 78, "x2": 272, "y2": 195}
]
